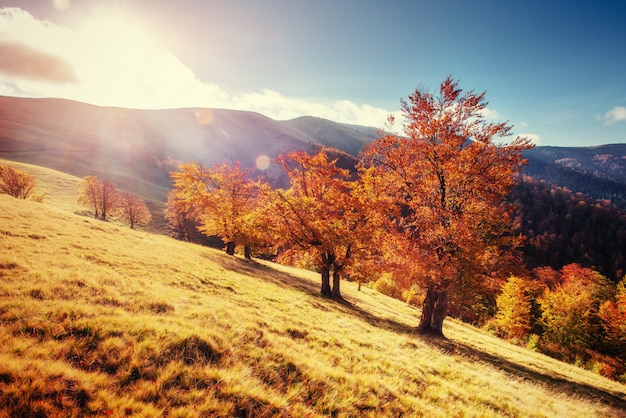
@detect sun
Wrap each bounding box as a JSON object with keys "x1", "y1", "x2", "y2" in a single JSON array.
[{"x1": 68, "y1": 6, "x2": 172, "y2": 108}]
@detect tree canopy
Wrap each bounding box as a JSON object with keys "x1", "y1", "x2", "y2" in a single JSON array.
[
  {"x1": 77, "y1": 176, "x2": 119, "y2": 220},
  {"x1": 169, "y1": 162, "x2": 261, "y2": 256},
  {"x1": 362, "y1": 76, "x2": 534, "y2": 336},
  {"x1": 0, "y1": 165, "x2": 37, "y2": 200}
]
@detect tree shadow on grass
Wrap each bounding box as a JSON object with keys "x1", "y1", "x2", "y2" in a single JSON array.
[
  {"x1": 342, "y1": 296, "x2": 626, "y2": 411},
  {"x1": 216, "y1": 255, "x2": 626, "y2": 411},
  {"x1": 215, "y1": 255, "x2": 321, "y2": 296},
  {"x1": 424, "y1": 336, "x2": 626, "y2": 411}
]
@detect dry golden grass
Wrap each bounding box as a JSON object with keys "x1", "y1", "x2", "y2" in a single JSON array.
[
  {"x1": 1, "y1": 182, "x2": 626, "y2": 416},
  {"x1": 0, "y1": 158, "x2": 167, "y2": 232}
]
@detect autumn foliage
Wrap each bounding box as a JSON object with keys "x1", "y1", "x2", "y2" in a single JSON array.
[
  {"x1": 77, "y1": 176, "x2": 119, "y2": 220},
  {"x1": 169, "y1": 162, "x2": 262, "y2": 256},
  {"x1": 361, "y1": 76, "x2": 533, "y2": 335},
  {"x1": 158, "y1": 77, "x2": 623, "y2": 378},
  {"x1": 493, "y1": 264, "x2": 626, "y2": 380},
  {"x1": 115, "y1": 192, "x2": 152, "y2": 229},
  {"x1": 0, "y1": 164, "x2": 38, "y2": 200},
  {"x1": 266, "y1": 149, "x2": 384, "y2": 297},
  {"x1": 77, "y1": 175, "x2": 151, "y2": 229}
]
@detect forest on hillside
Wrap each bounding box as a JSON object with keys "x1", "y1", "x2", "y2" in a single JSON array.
[{"x1": 511, "y1": 175, "x2": 626, "y2": 281}]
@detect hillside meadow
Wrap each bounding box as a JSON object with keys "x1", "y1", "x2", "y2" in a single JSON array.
[{"x1": 1, "y1": 164, "x2": 626, "y2": 416}]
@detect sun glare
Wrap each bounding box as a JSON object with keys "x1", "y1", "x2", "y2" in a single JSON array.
[
  {"x1": 53, "y1": 0, "x2": 70, "y2": 11},
  {"x1": 67, "y1": 7, "x2": 174, "y2": 108}
]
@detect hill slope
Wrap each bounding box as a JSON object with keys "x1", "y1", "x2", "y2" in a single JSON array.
[
  {"x1": 1, "y1": 194, "x2": 625, "y2": 417},
  {"x1": 524, "y1": 144, "x2": 626, "y2": 208},
  {"x1": 0, "y1": 96, "x2": 321, "y2": 201},
  {"x1": 282, "y1": 116, "x2": 380, "y2": 156},
  {"x1": 2, "y1": 95, "x2": 626, "y2": 208}
]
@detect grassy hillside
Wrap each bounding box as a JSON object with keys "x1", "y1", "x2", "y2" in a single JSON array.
[
  {"x1": 1, "y1": 193, "x2": 626, "y2": 416},
  {"x1": 0, "y1": 158, "x2": 168, "y2": 233}
]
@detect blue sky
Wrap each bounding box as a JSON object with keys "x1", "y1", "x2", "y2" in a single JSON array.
[{"x1": 0, "y1": 0, "x2": 625, "y2": 147}]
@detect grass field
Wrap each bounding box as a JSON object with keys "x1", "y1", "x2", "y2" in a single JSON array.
[
  {"x1": 0, "y1": 158, "x2": 168, "y2": 232},
  {"x1": 1, "y1": 162, "x2": 626, "y2": 417}
]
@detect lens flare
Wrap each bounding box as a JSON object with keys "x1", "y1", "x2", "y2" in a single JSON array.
[
  {"x1": 255, "y1": 154, "x2": 270, "y2": 170},
  {"x1": 53, "y1": 0, "x2": 70, "y2": 11},
  {"x1": 195, "y1": 108, "x2": 213, "y2": 125}
]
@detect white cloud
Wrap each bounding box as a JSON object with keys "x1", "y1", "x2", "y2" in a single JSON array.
[
  {"x1": 479, "y1": 107, "x2": 501, "y2": 121},
  {"x1": 603, "y1": 106, "x2": 626, "y2": 125},
  {"x1": 0, "y1": 7, "x2": 396, "y2": 129},
  {"x1": 516, "y1": 133, "x2": 543, "y2": 146},
  {"x1": 519, "y1": 121, "x2": 528, "y2": 128}
]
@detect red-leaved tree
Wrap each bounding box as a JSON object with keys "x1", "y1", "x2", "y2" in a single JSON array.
[{"x1": 362, "y1": 76, "x2": 533, "y2": 336}]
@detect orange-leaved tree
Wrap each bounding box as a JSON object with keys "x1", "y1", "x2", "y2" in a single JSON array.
[
  {"x1": 268, "y1": 148, "x2": 382, "y2": 298},
  {"x1": 77, "y1": 175, "x2": 119, "y2": 220},
  {"x1": 0, "y1": 165, "x2": 37, "y2": 200},
  {"x1": 599, "y1": 277, "x2": 626, "y2": 357},
  {"x1": 164, "y1": 187, "x2": 203, "y2": 242},
  {"x1": 169, "y1": 162, "x2": 261, "y2": 256},
  {"x1": 116, "y1": 192, "x2": 152, "y2": 229},
  {"x1": 362, "y1": 76, "x2": 533, "y2": 336},
  {"x1": 539, "y1": 264, "x2": 615, "y2": 359}
]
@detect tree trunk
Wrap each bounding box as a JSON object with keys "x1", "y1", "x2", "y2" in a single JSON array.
[
  {"x1": 320, "y1": 252, "x2": 334, "y2": 296},
  {"x1": 225, "y1": 242, "x2": 236, "y2": 256},
  {"x1": 331, "y1": 266, "x2": 342, "y2": 299},
  {"x1": 417, "y1": 286, "x2": 448, "y2": 337},
  {"x1": 320, "y1": 265, "x2": 332, "y2": 296},
  {"x1": 244, "y1": 245, "x2": 252, "y2": 260},
  {"x1": 417, "y1": 287, "x2": 436, "y2": 334}
]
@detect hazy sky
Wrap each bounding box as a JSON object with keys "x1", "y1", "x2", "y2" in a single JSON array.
[{"x1": 0, "y1": 0, "x2": 625, "y2": 147}]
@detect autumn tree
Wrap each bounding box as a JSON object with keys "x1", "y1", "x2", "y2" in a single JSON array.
[
  {"x1": 77, "y1": 176, "x2": 119, "y2": 220},
  {"x1": 362, "y1": 76, "x2": 533, "y2": 336},
  {"x1": 539, "y1": 264, "x2": 614, "y2": 360},
  {"x1": 599, "y1": 277, "x2": 626, "y2": 357},
  {"x1": 169, "y1": 162, "x2": 261, "y2": 256},
  {"x1": 494, "y1": 276, "x2": 544, "y2": 340},
  {"x1": 268, "y1": 149, "x2": 382, "y2": 298},
  {"x1": 115, "y1": 192, "x2": 152, "y2": 229},
  {"x1": 0, "y1": 165, "x2": 37, "y2": 199},
  {"x1": 165, "y1": 188, "x2": 199, "y2": 241}
]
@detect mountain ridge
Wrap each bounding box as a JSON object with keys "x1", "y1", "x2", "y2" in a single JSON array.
[{"x1": 1, "y1": 95, "x2": 625, "y2": 207}]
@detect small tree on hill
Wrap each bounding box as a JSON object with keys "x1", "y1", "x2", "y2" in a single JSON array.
[
  {"x1": 170, "y1": 162, "x2": 261, "y2": 256},
  {"x1": 116, "y1": 192, "x2": 152, "y2": 229},
  {"x1": 78, "y1": 176, "x2": 119, "y2": 220},
  {"x1": 361, "y1": 76, "x2": 533, "y2": 336},
  {"x1": 0, "y1": 165, "x2": 37, "y2": 200}
]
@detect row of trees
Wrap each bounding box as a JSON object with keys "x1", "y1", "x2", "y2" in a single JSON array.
[
  {"x1": 165, "y1": 77, "x2": 534, "y2": 336},
  {"x1": 0, "y1": 165, "x2": 152, "y2": 230},
  {"x1": 77, "y1": 175, "x2": 152, "y2": 229},
  {"x1": 494, "y1": 264, "x2": 626, "y2": 380}
]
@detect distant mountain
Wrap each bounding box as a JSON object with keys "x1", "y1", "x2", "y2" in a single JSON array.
[
  {"x1": 1, "y1": 95, "x2": 625, "y2": 208},
  {"x1": 281, "y1": 116, "x2": 381, "y2": 156},
  {"x1": 0, "y1": 96, "x2": 320, "y2": 200},
  {"x1": 523, "y1": 144, "x2": 626, "y2": 209}
]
